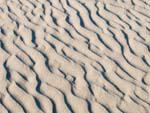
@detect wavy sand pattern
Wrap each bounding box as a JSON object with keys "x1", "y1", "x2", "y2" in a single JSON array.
[{"x1": 0, "y1": 0, "x2": 150, "y2": 113}]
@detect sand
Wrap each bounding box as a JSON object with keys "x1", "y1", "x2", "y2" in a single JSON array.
[{"x1": 0, "y1": 0, "x2": 150, "y2": 113}]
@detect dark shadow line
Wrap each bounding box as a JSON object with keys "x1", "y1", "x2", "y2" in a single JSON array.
[
  {"x1": 96, "y1": 33, "x2": 113, "y2": 51},
  {"x1": 6, "y1": 88, "x2": 28, "y2": 113}
]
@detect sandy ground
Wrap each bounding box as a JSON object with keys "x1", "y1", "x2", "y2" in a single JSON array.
[{"x1": 0, "y1": 0, "x2": 150, "y2": 113}]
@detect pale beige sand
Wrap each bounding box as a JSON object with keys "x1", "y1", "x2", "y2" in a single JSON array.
[{"x1": 0, "y1": 0, "x2": 150, "y2": 113}]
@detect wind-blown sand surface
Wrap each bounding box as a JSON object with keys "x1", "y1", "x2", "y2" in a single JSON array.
[{"x1": 0, "y1": 0, "x2": 150, "y2": 113}]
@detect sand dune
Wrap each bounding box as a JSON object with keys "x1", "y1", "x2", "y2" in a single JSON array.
[{"x1": 0, "y1": 0, "x2": 150, "y2": 113}]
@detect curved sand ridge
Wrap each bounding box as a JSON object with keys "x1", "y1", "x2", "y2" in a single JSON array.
[{"x1": 0, "y1": 0, "x2": 150, "y2": 113}]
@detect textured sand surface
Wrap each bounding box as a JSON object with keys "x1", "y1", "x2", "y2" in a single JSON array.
[{"x1": 0, "y1": 0, "x2": 150, "y2": 113}]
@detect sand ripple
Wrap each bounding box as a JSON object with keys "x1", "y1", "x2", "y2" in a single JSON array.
[{"x1": 0, "y1": 0, "x2": 150, "y2": 113}]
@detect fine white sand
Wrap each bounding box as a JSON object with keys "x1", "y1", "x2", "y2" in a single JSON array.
[{"x1": 0, "y1": 0, "x2": 150, "y2": 113}]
